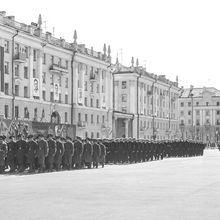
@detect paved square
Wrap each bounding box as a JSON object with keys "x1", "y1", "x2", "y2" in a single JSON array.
[{"x1": 0, "y1": 149, "x2": 220, "y2": 220}]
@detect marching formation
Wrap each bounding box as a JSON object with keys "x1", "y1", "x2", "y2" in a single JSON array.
[{"x1": 0, "y1": 134, "x2": 205, "y2": 174}]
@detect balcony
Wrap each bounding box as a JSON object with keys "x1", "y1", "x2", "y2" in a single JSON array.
[
  {"x1": 14, "y1": 52, "x2": 26, "y2": 63},
  {"x1": 77, "y1": 121, "x2": 86, "y2": 128},
  {"x1": 50, "y1": 63, "x2": 68, "y2": 74}
]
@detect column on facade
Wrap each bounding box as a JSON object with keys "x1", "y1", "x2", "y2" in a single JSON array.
[
  {"x1": 125, "y1": 118, "x2": 129, "y2": 138},
  {"x1": 99, "y1": 68, "x2": 103, "y2": 108},
  {"x1": 102, "y1": 69, "x2": 106, "y2": 108},
  {"x1": 109, "y1": 69, "x2": 113, "y2": 110},
  {"x1": 112, "y1": 116, "x2": 116, "y2": 138},
  {"x1": 38, "y1": 50, "x2": 43, "y2": 100},
  {"x1": 81, "y1": 63, "x2": 85, "y2": 105},
  {"x1": 29, "y1": 47, "x2": 33, "y2": 98},
  {"x1": 73, "y1": 62, "x2": 78, "y2": 104},
  {"x1": 129, "y1": 80, "x2": 135, "y2": 113}
]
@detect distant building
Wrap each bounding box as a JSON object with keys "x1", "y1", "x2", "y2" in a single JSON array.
[
  {"x1": 179, "y1": 86, "x2": 220, "y2": 143},
  {"x1": 0, "y1": 11, "x2": 112, "y2": 138},
  {"x1": 113, "y1": 58, "x2": 180, "y2": 140}
]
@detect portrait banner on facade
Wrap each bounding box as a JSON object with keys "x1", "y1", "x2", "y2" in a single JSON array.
[
  {"x1": 78, "y1": 88, "x2": 83, "y2": 104},
  {"x1": 54, "y1": 83, "x2": 59, "y2": 101},
  {"x1": 33, "y1": 78, "x2": 39, "y2": 97}
]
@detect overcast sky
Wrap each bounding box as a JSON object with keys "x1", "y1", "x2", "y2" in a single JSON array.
[{"x1": 2, "y1": 0, "x2": 220, "y2": 88}]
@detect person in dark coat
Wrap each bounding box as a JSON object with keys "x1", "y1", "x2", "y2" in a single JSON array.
[
  {"x1": 92, "y1": 140, "x2": 101, "y2": 168},
  {"x1": 0, "y1": 136, "x2": 7, "y2": 174},
  {"x1": 63, "y1": 137, "x2": 74, "y2": 170},
  {"x1": 72, "y1": 137, "x2": 83, "y2": 169},
  {"x1": 82, "y1": 138, "x2": 93, "y2": 168},
  {"x1": 54, "y1": 136, "x2": 64, "y2": 171},
  {"x1": 46, "y1": 134, "x2": 57, "y2": 172},
  {"x1": 6, "y1": 135, "x2": 16, "y2": 172},
  {"x1": 37, "y1": 134, "x2": 48, "y2": 172},
  {"x1": 99, "y1": 141, "x2": 106, "y2": 168},
  {"x1": 16, "y1": 134, "x2": 27, "y2": 172},
  {"x1": 26, "y1": 135, "x2": 38, "y2": 172}
]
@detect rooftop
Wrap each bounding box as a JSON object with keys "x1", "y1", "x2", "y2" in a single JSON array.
[
  {"x1": 180, "y1": 87, "x2": 220, "y2": 98},
  {"x1": 113, "y1": 63, "x2": 179, "y2": 87},
  {"x1": 0, "y1": 11, "x2": 111, "y2": 63}
]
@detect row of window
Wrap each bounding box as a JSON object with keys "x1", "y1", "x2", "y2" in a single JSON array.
[
  {"x1": 78, "y1": 62, "x2": 106, "y2": 78},
  {"x1": 121, "y1": 81, "x2": 178, "y2": 98},
  {"x1": 121, "y1": 106, "x2": 176, "y2": 119},
  {"x1": 4, "y1": 40, "x2": 69, "y2": 68},
  {"x1": 78, "y1": 113, "x2": 105, "y2": 124},
  {"x1": 140, "y1": 120, "x2": 178, "y2": 131},
  {"x1": 180, "y1": 101, "x2": 220, "y2": 107},
  {"x1": 4, "y1": 105, "x2": 68, "y2": 123},
  {"x1": 180, "y1": 119, "x2": 220, "y2": 126},
  {"x1": 5, "y1": 64, "x2": 69, "y2": 88},
  {"x1": 84, "y1": 81, "x2": 105, "y2": 93},
  {"x1": 4, "y1": 83, "x2": 69, "y2": 104},
  {"x1": 181, "y1": 110, "x2": 220, "y2": 116},
  {"x1": 84, "y1": 97, "x2": 100, "y2": 108},
  {"x1": 121, "y1": 94, "x2": 176, "y2": 109}
]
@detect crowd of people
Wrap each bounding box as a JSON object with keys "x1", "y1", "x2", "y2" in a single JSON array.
[{"x1": 0, "y1": 134, "x2": 206, "y2": 174}]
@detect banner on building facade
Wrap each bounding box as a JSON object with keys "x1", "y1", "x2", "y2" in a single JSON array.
[
  {"x1": 54, "y1": 83, "x2": 59, "y2": 101},
  {"x1": 0, "y1": 118, "x2": 76, "y2": 139},
  {"x1": 0, "y1": 46, "x2": 4, "y2": 92},
  {"x1": 78, "y1": 88, "x2": 83, "y2": 104},
  {"x1": 33, "y1": 78, "x2": 39, "y2": 97}
]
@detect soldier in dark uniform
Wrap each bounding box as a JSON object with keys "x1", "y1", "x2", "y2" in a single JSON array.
[
  {"x1": 54, "y1": 136, "x2": 64, "y2": 171},
  {"x1": 46, "y1": 134, "x2": 57, "y2": 172},
  {"x1": 99, "y1": 140, "x2": 106, "y2": 168},
  {"x1": 128, "y1": 138, "x2": 133, "y2": 163},
  {"x1": 26, "y1": 135, "x2": 38, "y2": 173},
  {"x1": 121, "y1": 139, "x2": 128, "y2": 163},
  {"x1": 92, "y1": 140, "x2": 101, "y2": 168},
  {"x1": 63, "y1": 137, "x2": 74, "y2": 170},
  {"x1": 105, "y1": 139, "x2": 113, "y2": 164},
  {"x1": 82, "y1": 138, "x2": 93, "y2": 168},
  {"x1": 16, "y1": 134, "x2": 27, "y2": 172},
  {"x1": 37, "y1": 134, "x2": 48, "y2": 172},
  {"x1": 103, "y1": 139, "x2": 110, "y2": 164},
  {"x1": 72, "y1": 137, "x2": 83, "y2": 169},
  {"x1": 0, "y1": 136, "x2": 7, "y2": 174},
  {"x1": 6, "y1": 135, "x2": 17, "y2": 172}
]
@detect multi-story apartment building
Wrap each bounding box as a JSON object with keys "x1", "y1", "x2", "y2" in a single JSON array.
[
  {"x1": 113, "y1": 59, "x2": 180, "y2": 140},
  {"x1": 72, "y1": 44, "x2": 113, "y2": 139},
  {"x1": 179, "y1": 86, "x2": 220, "y2": 143},
  {"x1": 0, "y1": 11, "x2": 112, "y2": 138}
]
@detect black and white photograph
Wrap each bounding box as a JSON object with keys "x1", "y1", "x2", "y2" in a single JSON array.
[{"x1": 0, "y1": 0, "x2": 220, "y2": 219}]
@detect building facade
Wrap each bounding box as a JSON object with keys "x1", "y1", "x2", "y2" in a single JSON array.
[
  {"x1": 113, "y1": 59, "x2": 180, "y2": 140},
  {"x1": 179, "y1": 86, "x2": 220, "y2": 143},
  {"x1": 72, "y1": 44, "x2": 113, "y2": 139},
  {"x1": 0, "y1": 11, "x2": 112, "y2": 138}
]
